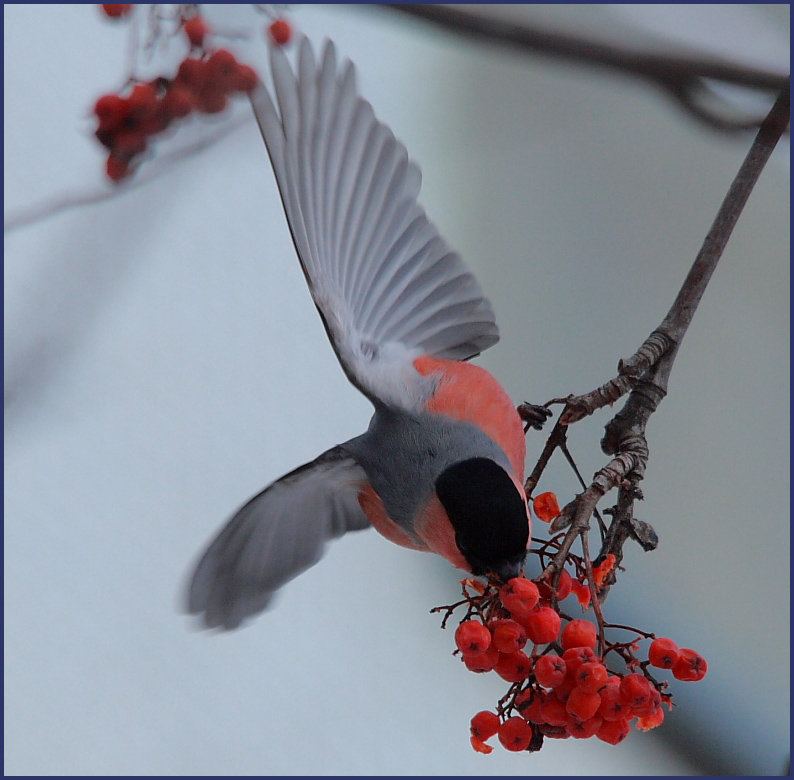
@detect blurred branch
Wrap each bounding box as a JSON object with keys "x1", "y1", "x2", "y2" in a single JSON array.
[
  {"x1": 382, "y1": 4, "x2": 790, "y2": 132},
  {"x1": 4, "y1": 111, "x2": 252, "y2": 234},
  {"x1": 531, "y1": 85, "x2": 790, "y2": 589}
]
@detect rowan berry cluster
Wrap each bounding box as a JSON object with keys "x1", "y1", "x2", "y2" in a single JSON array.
[
  {"x1": 437, "y1": 570, "x2": 707, "y2": 754},
  {"x1": 92, "y1": 6, "x2": 292, "y2": 182}
]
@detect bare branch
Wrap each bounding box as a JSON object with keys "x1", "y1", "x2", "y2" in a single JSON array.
[
  {"x1": 529, "y1": 85, "x2": 789, "y2": 596},
  {"x1": 381, "y1": 4, "x2": 789, "y2": 132},
  {"x1": 4, "y1": 111, "x2": 253, "y2": 234},
  {"x1": 562, "y1": 84, "x2": 790, "y2": 427},
  {"x1": 659, "y1": 86, "x2": 791, "y2": 344}
]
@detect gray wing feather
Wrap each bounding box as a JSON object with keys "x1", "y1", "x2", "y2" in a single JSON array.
[
  {"x1": 250, "y1": 36, "x2": 499, "y2": 410},
  {"x1": 186, "y1": 447, "x2": 370, "y2": 630}
]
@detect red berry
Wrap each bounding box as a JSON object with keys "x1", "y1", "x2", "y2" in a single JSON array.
[
  {"x1": 561, "y1": 619, "x2": 597, "y2": 651},
  {"x1": 497, "y1": 716, "x2": 533, "y2": 752},
  {"x1": 112, "y1": 129, "x2": 146, "y2": 159},
  {"x1": 537, "y1": 568, "x2": 572, "y2": 601},
  {"x1": 455, "y1": 620, "x2": 491, "y2": 656},
  {"x1": 139, "y1": 105, "x2": 170, "y2": 136},
  {"x1": 523, "y1": 607, "x2": 561, "y2": 645},
  {"x1": 463, "y1": 644, "x2": 499, "y2": 673},
  {"x1": 233, "y1": 64, "x2": 259, "y2": 93},
  {"x1": 470, "y1": 735, "x2": 493, "y2": 754},
  {"x1": 551, "y1": 673, "x2": 576, "y2": 701},
  {"x1": 499, "y1": 577, "x2": 539, "y2": 619},
  {"x1": 94, "y1": 93, "x2": 128, "y2": 131},
  {"x1": 206, "y1": 49, "x2": 238, "y2": 91},
  {"x1": 619, "y1": 673, "x2": 652, "y2": 708},
  {"x1": 533, "y1": 491, "x2": 560, "y2": 523},
  {"x1": 540, "y1": 696, "x2": 569, "y2": 727},
  {"x1": 161, "y1": 85, "x2": 194, "y2": 119},
  {"x1": 495, "y1": 650, "x2": 532, "y2": 683},
  {"x1": 596, "y1": 717, "x2": 631, "y2": 745},
  {"x1": 636, "y1": 706, "x2": 665, "y2": 731},
  {"x1": 672, "y1": 648, "x2": 708, "y2": 682},
  {"x1": 105, "y1": 155, "x2": 129, "y2": 182},
  {"x1": 567, "y1": 715, "x2": 602, "y2": 739},
  {"x1": 570, "y1": 580, "x2": 591, "y2": 608},
  {"x1": 175, "y1": 58, "x2": 206, "y2": 90},
  {"x1": 268, "y1": 18, "x2": 292, "y2": 46},
  {"x1": 566, "y1": 686, "x2": 601, "y2": 721},
  {"x1": 534, "y1": 654, "x2": 567, "y2": 688},
  {"x1": 183, "y1": 16, "x2": 209, "y2": 47},
  {"x1": 470, "y1": 710, "x2": 500, "y2": 741},
  {"x1": 101, "y1": 4, "x2": 132, "y2": 19},
  {"x1": 561, "y1": 646, "x2": 598, "y2": 673},
  {"x1": 127, "y1": 84, "x2": 158, "y2": 120},
  {"x1": 196, "y1": 87, "x2": 228, "y2": 115},
  {"x1": 490, "y1": 619, "x2": 527, "y2": 654},
  {"x1": 648, "y1": 637, "x2": 680, "y2": 669},
  {"x1": 597, "y1": 684, "x2": 630, "y2": 721},
  {"x1": 592, "y1": 553, "x2": 617, "y2": 586},
  {"x1": 575, "y1": 661, "x2": 608, "y2": 694},
  {"x1": 518, "y1": 690, "x2": 546, "y2": 724},
  {"x1": 632, "y1": 686, "x2": 662, "y2": 718}
]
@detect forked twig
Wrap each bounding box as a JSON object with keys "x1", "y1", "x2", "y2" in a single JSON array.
[{"x1": 529, "y1": 85, "x2": 789, "y2": 601}]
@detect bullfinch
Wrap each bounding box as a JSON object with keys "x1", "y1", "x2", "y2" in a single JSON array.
[{"x1": 186, "y1": 37, "x2": 531, "y2": 630}]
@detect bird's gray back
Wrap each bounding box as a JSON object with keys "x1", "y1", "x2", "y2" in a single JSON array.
[{"x1": 341, "y1": 406, "x2": 512, "y2": 537}]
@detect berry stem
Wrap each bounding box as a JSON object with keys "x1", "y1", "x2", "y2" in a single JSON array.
[
  {"x1": 602, "y1": 622, "x2": 655, "y2": 638},
  {"x1": 579, "y1": 530, "x2": 607, "y2": 658}
]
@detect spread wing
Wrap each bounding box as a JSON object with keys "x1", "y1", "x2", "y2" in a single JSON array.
[
  {"x1": 186, "y1": 447, "x2": 370, "y2": 630},
  {"x1": 250, "y1": 36, "x2": 499, "y2": 411}
]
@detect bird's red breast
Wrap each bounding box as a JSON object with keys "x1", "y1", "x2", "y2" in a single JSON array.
[
  {"x1": 357, "y1": 355, "x2": 529, "y2": 572},
  {"x1": 413, "y1": 355, "x2": 526, "y2": 486}
]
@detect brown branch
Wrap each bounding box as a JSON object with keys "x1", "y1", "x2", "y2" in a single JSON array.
[
  {"x1": 380, "y1": 4, "x2": 789, "y2": 132},
  {"x1": 560, "y1": 331, "x2": 672, "y2": 426},
  {"x1": 563, "y1": 85, "x2": 790, "y2": 427},
  {"x1": 659, "y1": 90, "x2": 791, "y2": 344},
  {"x1": 532, "y1": 85, "x2": 789, "y2": 598}
]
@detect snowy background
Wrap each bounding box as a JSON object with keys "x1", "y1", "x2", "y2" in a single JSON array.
[{"x1": 4, "y1": 4, "x2": 789, "y2": 776}]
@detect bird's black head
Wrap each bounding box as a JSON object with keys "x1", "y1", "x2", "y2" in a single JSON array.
[{"x1": 435, "y1": 457, "x2": 529, "y2": 581}]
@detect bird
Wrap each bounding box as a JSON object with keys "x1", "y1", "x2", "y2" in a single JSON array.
[{"x1": 186, "y1": 36, "x2": 532, "y2": 630}]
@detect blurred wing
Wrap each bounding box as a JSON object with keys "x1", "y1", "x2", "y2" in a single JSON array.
[
  {"x1": 250, "y1": 36, "x2": 499, "y2": 410},
  {"x1": 187, "y1": 447, "x2": 370, "y2": 630}
]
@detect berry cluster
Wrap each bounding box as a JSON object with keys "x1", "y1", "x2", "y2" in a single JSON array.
[
  {"x1": 437, "y1": 573, "x2": 707, "y2": 754},
  {"x1": 92, "y1": 7, "x2": 292, "y2": 182}
]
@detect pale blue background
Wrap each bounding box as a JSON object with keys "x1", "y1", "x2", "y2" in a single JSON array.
[{"x1": 4, "y1": 4, "x2": 790, "y2": 775}]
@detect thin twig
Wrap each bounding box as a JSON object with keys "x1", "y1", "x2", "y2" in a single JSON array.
[
  {"x1": 579, "y1": 532, "x2": 607, "y2": 659},
  {"x1": 523, "y1": 418, "x2": 568, "y2": 497}
]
